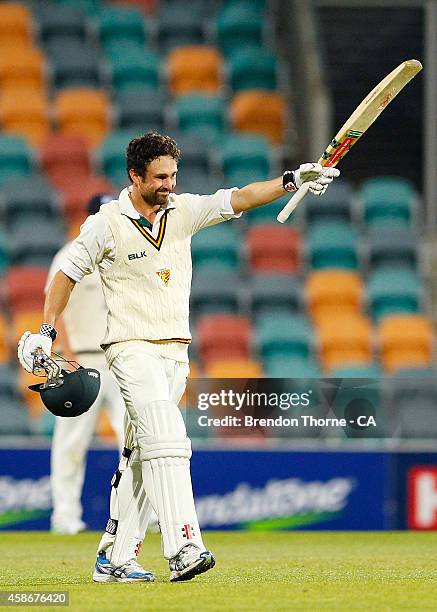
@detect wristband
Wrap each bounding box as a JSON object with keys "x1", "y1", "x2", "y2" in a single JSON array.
[
  {"x1": 40, "y1": 324, "x2": 57, "y2": 341},
  {"x1": 283, "y1": 171, "x2": 297, "y2": 192}
]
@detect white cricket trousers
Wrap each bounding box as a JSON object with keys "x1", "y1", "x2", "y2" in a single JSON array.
[{"x1": 50, "y1": 353, "x2": 125, "y2": 531}]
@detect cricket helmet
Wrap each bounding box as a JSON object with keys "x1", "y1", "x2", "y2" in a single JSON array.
[{"x1": 28, "y1": 352, "x2": 101, "y2": 417}]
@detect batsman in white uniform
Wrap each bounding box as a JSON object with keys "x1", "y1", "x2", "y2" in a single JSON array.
[
  {"x1": 18, "y1": 132, "x2": 339, "y2": 582},
  {"x1": 47, "y1": 194, "x2": 127, "y2": 535}
]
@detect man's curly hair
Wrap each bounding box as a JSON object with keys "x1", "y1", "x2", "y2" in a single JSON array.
[{"x1": 126, "y1": 132, "x2": 181, "y2": 180}]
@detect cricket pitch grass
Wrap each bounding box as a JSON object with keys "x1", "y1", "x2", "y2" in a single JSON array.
[{"x1": 1, "y1": 532, "x2": 437, "y2": 611}]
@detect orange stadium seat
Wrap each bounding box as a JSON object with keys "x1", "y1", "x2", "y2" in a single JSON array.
[
  {"x1": 54, "y1": 89, "x2": 110, "y2": 147},
  {"x1": 316, "y1": 314, "x2": 373, "y2": 372},
  {"x1": 18, "y1": 368, "x2": 45, "y2": 418},
  {"x1": 306, "y1": 270, "x2": 364, "y2": 322},
  {"x1": 167, "y1": 46, "x2": 223, "y2": 95},
  {"x1": 197, "y1": 314, "x2": 252, "y2": 364},
  {"x1": 0, "y1": 3, "x2": 33, "y2": 47},
  {"x1": 97, "y1": 410, "x2": 117, "y2": 442},
  {"x1": 0, "y1": 313, "x2": 10, "y2": 364},
  {"x1": 12, "y1": 309, "x2": 43, "y2": 345},
  {"x1": 246, "y1": 225, "x2": 300, "y2": 274},
  {"x1": 40, "y1": 133, "x2": 92, "y2": 186},
  {"x1": 205, "y1": 358, "x2": 263, "y2": 378},
  {"x1": 0, "y1": 46, "x2": 45, "y2": 90},
  {"x1": 378, "y1": 314, "x2": 434, "y2": 373},
  {"x1": 0, "y1": 89, "x2": 50, "y2": 146},
  {"x1": 3, "y1": 266, "x2": 48, "y2": 313},
  {"x1": 230, "y1": 91, "x2": 286, "y2": 144}
]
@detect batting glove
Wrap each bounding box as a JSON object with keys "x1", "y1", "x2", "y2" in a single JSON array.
[
  {"x1": 18, "y1": 329, "x2": 54, "y2": 373},
  {"x1": 283, "y1": 163, "x2": 340, "y2": 196}
]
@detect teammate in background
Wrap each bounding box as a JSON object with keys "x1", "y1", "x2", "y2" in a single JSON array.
[
  {"x1": 48, "y1": 194, "x2": 125, "y2": 534},
  {"x1": 18, "y1": 133, "x2": 339, "y2": 582}
]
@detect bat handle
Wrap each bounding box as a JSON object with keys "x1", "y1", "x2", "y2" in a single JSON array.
[{"x1": 277, "y1": 183, "x2": 311, "y2": 223}]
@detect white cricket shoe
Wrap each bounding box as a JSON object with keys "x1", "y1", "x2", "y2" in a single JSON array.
[
  {"x1": 93, "y1": 552, "x2": 155, "y2": 583},
  {"x1": 169, "y1": 543, "x2": 215, "y2": 582}
]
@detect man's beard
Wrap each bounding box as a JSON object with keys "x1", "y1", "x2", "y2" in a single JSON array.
[{"x1": 141, "y1": 189, "x2": 170, "y2": 207}]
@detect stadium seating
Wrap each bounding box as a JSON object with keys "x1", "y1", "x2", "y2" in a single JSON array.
[
  {"x1": 173, "y1": 94, "x2": 226, "y2": 138},
  {"x1": 256, "y1": 313, "x2": 312, "y2": 360},
  {"x1": 302, "y1": 182, "x2": 353, "y2": 225},
  {"x1": 59, "y1": 175, "x2": 115, "y2": 232},
  {"x1": 367, "y1": 227, "x2": 418, "y2": 270},
  {"x1": 306, "y1": 221, "x2": 359, "y2": 270},
  {"x1": 205, "y1": 358, "x2": 263, "y2": 378},
  {"x1": 0, "y1": 89, "x2": 49, "y2": 146},
  {"x1": 0, "y1": 174, "x2": 60, "y2": 226},
  {"x1": 115, "y1": 88, "x2": 165, "y2": 132},
  {"x1": 316, "y1": 314, "x2": 373, "y2": 372},
  {"x1": 228, "y1": 50, "x2": 278, "y2": 92},
  {"x1": 196, "y1": 314, "x2": 252, "y2": 363},
  {"x1": 367, "y1": 266, "x2": 423, "y2": 320},
  {"x1": 0, "y1": 229, "x2": 7, "y2": 277},
  {"x1": 167, "y1": 46, "x2": 223, "y2": 95},
  {"x1": 98, "y1": 5, "x2": 148, "y2": 50},
  {"x1": 0, "y1": 45, "x2": 45, "y2": 91},
  {"x1": 0, "y1": 134, "x2": 33, "y2": 185},
  {"x1": 46, "y1": 38, "x2": 103, "y2": 90},
  {"x1": 12, "y1": 310, "x2": 44, "y2": 345},
  {"x1": 230, "y1": 91, "x2": 286, "y2": 143},
  {"x1": 249, "y1": 273, "x2": 302, "y2": 318},
  {"x1": 246, "y1": 225, "x2": 300, "y2": 273},
  {"x1": 37, "y1": 5, "x2": 88, "y2": 43},
  {"x1": 107, "y1": 47, "x2": 161, "y2": 93},
  {"x1": 54, "y1": 88, "x2": 110, "y2": 146},
  {"x1": 306, "y1": 270, "x2": 363, "y2": 322},
  {"x1": 7, "y1": 218, "x2": 65, "y2": 267},
  {"x1": 3, "y1": 266, "x2": 47, "y2": 313},
  {"x1": 190, "y1": 268, "x2": 241, "y2": 318},
  {"x1": 378, "y1": 315, "x2": 433, "y2": 372},
  {"x1": 219, "y1": 133, "x2": 271, "y2": 183},
  {"x1": 264, "y1": 356, "x2": 321, "y2": 378},
  {"x1": 40, "y1": 133, "x2": 92, "y2": 186},
  {"x1": 157, "y1": 4, "x2": 205, "y2": 52},
  {"x1": 0, "y1": 3, "x2": 33, "y2": 47},
  {"x1": 98, "y1": 130, "x2": 139, "y2": 187},
  {"x1": 0, "y1": 313, "x2": 9, "y2": 364},
  {"x1": 191, "y1": 224, "x2": 240, "y2": 270},
  {"x1": 360, "y1": 176, "x2": 416, "y2": 228},
  {"x1": 216, "y1": 3, "x2": 264, "y2": 58}
]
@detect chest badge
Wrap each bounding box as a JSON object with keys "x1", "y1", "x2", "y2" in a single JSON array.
[{"x1": 156, "y1": 268, "x2": 171, "y2": 286}]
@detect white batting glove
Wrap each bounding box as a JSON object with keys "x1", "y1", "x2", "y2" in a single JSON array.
[
  {"x1": 283, "y1": 163, "x2": 340, "y2": 196},
  {"x1": 18, "y1": 331, "x2": 53, "y2": 373}
]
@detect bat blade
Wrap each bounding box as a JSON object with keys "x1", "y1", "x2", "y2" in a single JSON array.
[{"x1": 277, "y1": 59, "x2": 422, "y2": 223}]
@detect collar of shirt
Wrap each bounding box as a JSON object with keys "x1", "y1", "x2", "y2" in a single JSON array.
[{"x1": 118, "y1": 187, "x2": 176, "y2": 224}]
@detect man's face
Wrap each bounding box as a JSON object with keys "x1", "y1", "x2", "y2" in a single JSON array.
[{"x1": 134, "y1": 156, "x2": 178, "y2": 208}]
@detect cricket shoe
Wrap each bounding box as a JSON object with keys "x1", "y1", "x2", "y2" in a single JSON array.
[
  {"x1": 51, "y1": 519, "x2": 87, "y2": 535},
  {"x1": 169, "y1": 544, "x2": 215, "y2": 582},
  {"x1": 93, "y1": 552, "x2": 155, "y2": 583}
]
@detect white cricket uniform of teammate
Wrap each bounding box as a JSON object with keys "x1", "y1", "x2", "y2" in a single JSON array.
[
  {"x1": 59, "y1": 185, "x2": 240, "y2": 561},
  {"x1": 46, "y1": 246, "x2": 125, "y2": 534}
]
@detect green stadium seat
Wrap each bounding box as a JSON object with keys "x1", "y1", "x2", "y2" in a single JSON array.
[
  {"x1": 98, "y1": 6, "x2": 148, "y2": 50},
  {"x1": 7, "y1": 218, "x2": 65, "y2": 267},
  {"x1": 46, "y1": 38, "x2": 103, "y2": 89},
  {"x1": 98, "y1": 130, "x2": 139, "y2": 188},
  {"x1": 0, "y1": 174, "x2": 60, "y2": 226},
  {"x1": 216, "y1": 5, "x2": 264, "y2": 57},
  {"x1": 157, "y1": 5, "x2": 205, "y2": 52},
  {"x1": 228, "y1": 50, "x2": 277, "y2": 92},
  {"x1": 245, "y1": 194, "x2": 296, "y2": 226},
  {"x1": 0, "y1": 229, "x2": 8, "y2": 276},
  {"x1": 0, "y1": 135, "x2": 33, "y2": 186},
  {"x1": 219, "y1": 133, "x2": 271, "y2": 180},
  {"x1": 223, "y1": 168, "x2": 269, "y2": 189},
  {"x1": 116, "y1": 87, "x2": 164, "y2": 132},
  {"x1": 108, "y1": 48, "x2": 161, "y2": 92},
  {"x1": 307, "y1": 221, "x2": 359, "y2": 269},
  {"x1": 303, "y1": 181, "x2": 353, "y2": 225},
  {"x1": 264, "y1": 355, "x2": 321, "y2": 378},
  {"x1": 190, "y1": 268, "x2": 241, "y2": 319},
  {"x1": 38, "y1": 5, "x2": 87, "y2": 43},
  {"x1": 56, "y1": 0, "x2": 103, "y2": 16},
  {"x1": 173, "y1": 95, "x2": 226, "y2": 138},
  {"x1": 191, "y1": 223, "x2": 240, "y2": 270},
  {"x1": 360, "y1": 176, "x2": 416, "y2": 228},
  {"x1": 175, "y1": 172, "x2": 221, "y2": 196},
  {"x1": 250, "y1": 273, "x2": 302, "y2": 318},
  {"x1": 256, "y1": 313, "x2": 312, "y2": 360},
  {"x1": 331, "y1": 364, "x2": 381, "y2": 378},
  {"x1": 171, "y1": 132, "x2": 211, "y2": 175},
  {"x1": 367, "y1": 266, "x2": 423, "y2": 320},
  {"x1": 0, "y1": 365, "x2": 31, "y2": 435},
  {"x1": 367, "y1": 227, "x2": 417, "y2": 270}
]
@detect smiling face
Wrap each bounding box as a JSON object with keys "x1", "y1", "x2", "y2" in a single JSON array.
[{"x1": 129, "y1": 156, "x2": 178, "y2": 208}]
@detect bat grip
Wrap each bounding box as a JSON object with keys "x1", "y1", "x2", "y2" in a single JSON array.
[{"x1": 277, "y1": 183, "x2": 311, "y2": 223}]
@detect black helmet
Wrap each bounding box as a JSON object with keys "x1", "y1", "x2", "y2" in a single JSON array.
[{"x1": 29, "y1": 353, "x2": 101, "y2": 417}]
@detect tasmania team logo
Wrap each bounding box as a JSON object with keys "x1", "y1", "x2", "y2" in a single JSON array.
[{"x1": 156, "y1": 269, "x2": 171, "y2": 286}]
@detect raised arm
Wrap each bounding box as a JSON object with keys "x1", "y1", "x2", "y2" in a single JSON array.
[{"x1": 231, "y1": 164, "x2": 340, "y2": 214}]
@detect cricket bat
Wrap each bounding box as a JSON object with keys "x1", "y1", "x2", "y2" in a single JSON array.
[{"x1": 277, "y1": 59, "x2": 423, "y2": 223}]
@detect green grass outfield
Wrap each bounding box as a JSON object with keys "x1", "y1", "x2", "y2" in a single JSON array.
[{"x1": 1, "y1": 532, "x2": 437, "y2": 611}]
